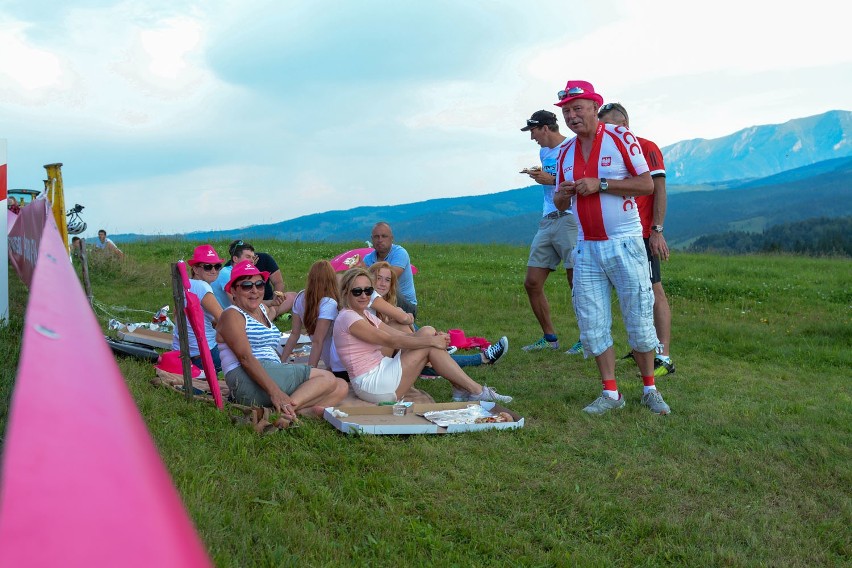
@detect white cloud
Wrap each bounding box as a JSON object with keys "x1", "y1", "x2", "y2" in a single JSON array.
[{"x1": 2, "y1": 0, "x2": 851, "y2": 236}]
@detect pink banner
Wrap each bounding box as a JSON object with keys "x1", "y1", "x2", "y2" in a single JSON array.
[
  {"x1": 0, "y1": 162, "x2": 6, "y2": 200},
  {"x1": 178, "y1": 261, "x2": 223, "y2": 408},
  {"x1": 6, "y1": 208, "x2": 17, "y2": 233},
  {"x1": 7, "y1": 196, "x2": 48, "y2": 287},
  {"x1": 0, "y1": 213, "x2": 211, "y2": 566}
]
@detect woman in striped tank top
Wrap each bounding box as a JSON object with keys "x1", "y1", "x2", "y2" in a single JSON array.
[{"x1": 217, "y1": 261, "x2": 348, "y2": 423}]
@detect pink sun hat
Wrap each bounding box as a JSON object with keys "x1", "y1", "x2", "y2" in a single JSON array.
[
  {"x1": 188, "y1": 244, "x2": 224, "y2": 266},
  {"x1": 225, "y1": 260, "x2": 270, "y2": 293},
  {"x1": 154, "y1": 350, "x2": 202, "y2": 378},
  {"x1": 554, "y1": 80, "x2": 604, "y2": 108}
]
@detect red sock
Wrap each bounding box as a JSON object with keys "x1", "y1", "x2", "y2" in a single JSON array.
[
  {"x1": 642, "y1": 375, "x2": 656, "y2": 392},
  {"x1": 602, "y1": 379, "x2": 618, "y2": 394}
]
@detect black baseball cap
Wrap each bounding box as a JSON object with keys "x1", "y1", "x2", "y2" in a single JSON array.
[{"x1": 521, "y1": 110, "x2": 558, "y2": 131}]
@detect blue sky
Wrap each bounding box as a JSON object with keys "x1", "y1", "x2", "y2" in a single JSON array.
[{"x1": 2, "y1": 0, "x2": 850, "y2": 235}]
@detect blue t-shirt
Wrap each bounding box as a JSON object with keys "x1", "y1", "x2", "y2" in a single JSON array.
[
  {"x1": 539, "y1": 138, "x2": 571, "y2": 216},
  {"x1": 363, "y1": 244, "x2": 416, "y2": 306},
  {"x1": 212, "y1": 265, "x2": 232, "y2": 308}
]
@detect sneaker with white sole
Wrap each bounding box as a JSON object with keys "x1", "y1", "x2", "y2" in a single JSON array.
[
  {"x1": 653, "y1": 357, "x2": 676, "y2": 377},
  {"x1": 564, "y1": 340, "x2": 583, "y2": 355},
  {"x1": 468, "y1": 385, "x2": 513, "y2": 404},
  {"x1": 483, "y1": 336, "x2": 509, "y2": 364},
  {"x1": 451, "y1": 387, "x2": 469, "y2": 402},
  {"x1": 582, "y1": 393, "x2": 626, "y2": 415},
  {"x1": 641, "y1": 389, "x2": 671, "y2": 415},
  {"x1": 522, "y1": 337, "x2": 559, "y2": 351}
]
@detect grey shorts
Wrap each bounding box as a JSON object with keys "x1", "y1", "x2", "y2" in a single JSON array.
[
  {"x1": 528, "y1": 213, "x2": 579, "y2": 270},
  {"x1": 225, "y1": 359, "x2": 311, "y2": 407}
]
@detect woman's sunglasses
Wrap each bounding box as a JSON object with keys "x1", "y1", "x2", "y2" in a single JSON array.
[
  {"x1": 200, "y1": 263, "x2": 222, "y2": 271},
  {"x1": 350, "y1": 286, "x2": 374, "y2": 297},
  {"x1": 237, "y1": 280, "x2": 266, "y2": 291}
]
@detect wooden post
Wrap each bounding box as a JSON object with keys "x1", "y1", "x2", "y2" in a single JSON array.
[
  {"x1": 78, "y1": 238, "x2": 94, "y2": 307},
  {"x1": 170, "y1": 263, "x2": 193, "y2": 400}
]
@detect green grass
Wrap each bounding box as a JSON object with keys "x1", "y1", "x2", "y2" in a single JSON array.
[{"x1": 3, "y1": 242, "x2": 851, "y2": 566}]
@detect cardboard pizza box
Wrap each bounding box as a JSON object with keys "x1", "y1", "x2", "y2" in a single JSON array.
[{"x1": 323, "y1": 401, "x2": 523, "y2": 435}]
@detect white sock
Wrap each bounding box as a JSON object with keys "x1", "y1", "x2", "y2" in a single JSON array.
[
  {"x1": 603, "y1": 389, "x2": 619, "y2": 400},
  {"x1": 643, "y1": 385, "x2": 657, "y2": 394}
]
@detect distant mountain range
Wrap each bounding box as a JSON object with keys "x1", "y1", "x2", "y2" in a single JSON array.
[
  {"x1": 114, "y1": 110, "x2": 852, "y2": 249},
  {"x1": 664, "y1": 110, "x2": 851, "y2": 184}
]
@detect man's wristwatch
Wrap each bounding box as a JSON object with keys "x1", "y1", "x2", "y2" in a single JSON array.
[
  {"x1": 599, "y1": 178, "x2": 608, "y2": 193},
  {"x1": 651, "y1": 225, "x2": 664, "y2": 233}
]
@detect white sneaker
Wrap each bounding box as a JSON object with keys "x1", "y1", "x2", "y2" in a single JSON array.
[
  {"x1": 468, "y1": 385, "x2": 513, "y2": 404},
  {"x1": 451, "y1": 387, "x2": 469, "y2": 402}
]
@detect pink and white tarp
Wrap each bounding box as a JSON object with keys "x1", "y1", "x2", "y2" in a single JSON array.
[{"x1": 7, "y1": 195, "x2": 49, "y2": 287}]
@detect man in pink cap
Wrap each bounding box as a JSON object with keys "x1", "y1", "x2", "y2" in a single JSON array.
[{"x1": 553, "y1": 80, "x2": 671, "y2": 416}]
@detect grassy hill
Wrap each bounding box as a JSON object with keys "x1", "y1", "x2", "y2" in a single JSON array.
[{"x1": 2, "y1": 241, "x2": 849, "y2": 565}]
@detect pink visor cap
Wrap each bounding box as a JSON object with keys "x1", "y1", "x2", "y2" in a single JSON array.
[
  {"x1": 225, "y1": 260, "x2": 270, "y2": 293},
  {"x1": 188, "y1": 244, "x2": 224, "y2": 266},
  {"x1": 554, "y1": 80, "x2": 604, "y2": 108}
]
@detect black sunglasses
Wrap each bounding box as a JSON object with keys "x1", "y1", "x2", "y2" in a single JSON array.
[
  {"x1": 237, "y1": 280, "x2": 266, "y2": 291},
  {"x1": 200, "y1": 263, "x2": 222, "y2": 271},
  {"x1": 350, "y1": 286, "x2": 374, "y2": 297}
]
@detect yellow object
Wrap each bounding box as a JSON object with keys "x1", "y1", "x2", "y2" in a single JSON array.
[{"x1": 43, "y1": 163, "x2": 69, "y2": 254}]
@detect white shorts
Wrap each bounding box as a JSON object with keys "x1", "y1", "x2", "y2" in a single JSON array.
[{"x1": 351, "y1": 351, "x2": 402, "y2": 403}]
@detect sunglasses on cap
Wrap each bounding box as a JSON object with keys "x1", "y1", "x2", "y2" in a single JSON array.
[
  {"x1": 237, "y1": 280, "x2": 266, "y2": 291},
  {"x1": 200, "y1": 263, "x2": 222, "y2": 271},
  {"x1": 557, "y1": 86, "x2": 585, "y2": 100},
  {"x1": 350, "y1": 286, "x2": 374, "y2": 297}
]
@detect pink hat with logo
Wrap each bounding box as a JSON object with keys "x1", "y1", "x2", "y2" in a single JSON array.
[
  {"x1": 154, "y1": 350, "x2": 202, "y2": 378},
  {"x1": 225, "y1": 260, "x2": 270, "y2": 293},
  {"x1": 554, "y1": 80, "x2": 604, "y2": 108},
  {"x1": 188, "y1": 244, "x2": 224, "y2": 266}
]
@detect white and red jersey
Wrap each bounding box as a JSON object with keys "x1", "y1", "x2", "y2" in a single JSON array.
[
  {"x1": 556, "y1": 123, "x2": 649, "y2": 241},
  {"x1": 636, "y1": 137, "x2": 666, "y2": 238}
]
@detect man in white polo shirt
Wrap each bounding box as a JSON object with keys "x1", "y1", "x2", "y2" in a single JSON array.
[{"x1": 553, "y1": 80, "x2": 671, "y2": 416}]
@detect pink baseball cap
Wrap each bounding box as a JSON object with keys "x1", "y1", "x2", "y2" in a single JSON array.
[
  {"x1": 554, "y1": 80, "x2": 604, "y2": 108},
  {"x1": 225, "y1": 260, "x2": 270, "y2": 293},
  {"x1": 188, "y1": 244, "x2": 224, "y2": 266},
  {"x1": 154, "y1": 350, "x2": 202, "y2": 378}
]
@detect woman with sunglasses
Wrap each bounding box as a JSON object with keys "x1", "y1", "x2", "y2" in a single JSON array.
[
  {"x1": 217, "y1": 260, "x2": 348, "y2": 423},
  {"x1": 333, "y1": 268, "x2": 513, "y2": 404},
  {"x1": 366, "y1": 261, "x2": 508, "y2": 369},
  {"x1": 281, "y1": 260, "x2": 349, "y2": 379},
  {"x1": 171, "y1": 244, "x2": 225, "y2": 371}
]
